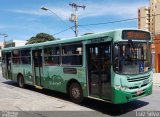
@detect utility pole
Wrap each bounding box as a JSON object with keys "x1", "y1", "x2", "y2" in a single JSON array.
[
  {"x1": 0, "y1": 33, "x2": 8, "y2": 48},
  {"x1": 69, "y1": 3, "x2": 86, "y2": 37}
]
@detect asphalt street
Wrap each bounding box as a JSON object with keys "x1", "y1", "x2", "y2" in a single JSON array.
[{"x1": 0, "y1": 68, "x2": 160, "y2": 117}]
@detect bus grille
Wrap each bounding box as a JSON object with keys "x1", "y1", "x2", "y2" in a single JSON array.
[
  {"x1": 129, "y1": 83, "x2": 148, "y2": 89},
  {"x1": 127, "y1": 75, "x2": 149, "y2": 82}
]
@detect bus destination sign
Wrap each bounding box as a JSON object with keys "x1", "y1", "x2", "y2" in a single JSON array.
[{"x1": 122, "y1": 30, "x2": 150, "y2": 40}]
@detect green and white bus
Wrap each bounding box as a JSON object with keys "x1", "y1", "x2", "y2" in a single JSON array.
[{"x1": 1, "y1": 29, "x2": 153, "y2": 104}]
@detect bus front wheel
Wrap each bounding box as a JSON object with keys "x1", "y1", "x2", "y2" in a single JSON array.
[
  {"x1": 18, "y1": 75, "x2": 25, "y2": 88},
  {"x1": 69, "y1": 82, "x2": 83, "y2": 103}
]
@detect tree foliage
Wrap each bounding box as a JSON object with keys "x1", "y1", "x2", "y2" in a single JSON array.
[{"x1": 26, "y1": 33, "x2": 56, "y2": 45}]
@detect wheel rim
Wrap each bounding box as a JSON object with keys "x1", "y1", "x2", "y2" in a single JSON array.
[
  {"x1": 72, "y1": 87, "x2": 80, "y2": 99},
  {"x1": 69, "y1": 83, "x2": 83, "y2": 103}
]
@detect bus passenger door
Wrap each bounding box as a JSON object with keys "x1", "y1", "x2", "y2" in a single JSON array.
[
  {"x1": 32, "y1": 49, "x2": 43, "y2": 86},
  {"x1": 86, "y1": 42, "x2": 112, "y2": 100},
  {"x1": 5, "y1": 52, "x2": 12, "y2": 79}
]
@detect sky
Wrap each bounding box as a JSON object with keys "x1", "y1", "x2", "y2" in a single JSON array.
[{"x1": 0, "y1": 0, "x2": 149, "y2": 41}]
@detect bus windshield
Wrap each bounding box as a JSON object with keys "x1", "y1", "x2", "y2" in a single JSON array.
[{"x1": 113, "y1": 42, "x2": 151, "y2": 74}]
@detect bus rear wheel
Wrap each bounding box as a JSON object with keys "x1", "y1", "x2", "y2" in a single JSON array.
[
  {"x1": 18, "y1": 75, "x2": 25, "y2": 88},
  {"x1": 69, "y1": 82, "x2": 83, "y2": 103}
]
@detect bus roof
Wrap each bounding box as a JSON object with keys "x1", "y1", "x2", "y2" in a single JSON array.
[{"x1": 1, "y1": 28, "x2": 150, "y2": 51}]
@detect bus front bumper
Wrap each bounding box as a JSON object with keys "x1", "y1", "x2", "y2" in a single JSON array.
[{"x1": 112, "y1": 83, "x2": 153, "y2": 104}]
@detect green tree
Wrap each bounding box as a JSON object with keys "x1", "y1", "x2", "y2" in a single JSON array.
[{"x1": 26, "y1": 33, "x2": 56, "y2": 45}]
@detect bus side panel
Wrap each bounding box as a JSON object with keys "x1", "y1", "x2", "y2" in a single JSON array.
[
  {"x1": 42, "y1": 66, "x2": 87, "y2": 96},
  {"x1": 11, "y1": 64, "x2": 33, "y2": 84},
  {"x1": 1, "y1": 63, "x2": 7, "y2": 79},
  {"x1": 42, "y1": 66, "x2": 64, "y2": 91}
]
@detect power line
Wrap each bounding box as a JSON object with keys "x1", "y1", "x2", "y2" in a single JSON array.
[
  {"x1": 69, "y1": 0, "x2": 94, "y2": 33},
  {"x1": 53, "y1": 26, "x2": 73, "y2": 35},
  {"x1": 41, "y1": 5, "x2": 92, "y2": 36},
  {"x1": 79, "y1": 26, "x2": 95, "y2": 33},
  {"x1": 41, "y1": 7, "x2": 75, "y2": 33},
  {"x1": 69, "y1": 3, "x2": 86, "y2": 37},
  {"x1": 52, "y1": 13, "x2": 160, "y2": 36},
  {"x1": 79, "y1": 18, "x2": 137, "y2": 26},
  {"x1": 78, "y1": 13, "x2": 160, "y2": 27},
  {"x1": 53, "y1": 26, "x2": 94, "y2": 36}
]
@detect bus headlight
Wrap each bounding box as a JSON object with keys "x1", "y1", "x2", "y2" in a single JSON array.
[{"x1": 115, "y1": 85, "x2": 128, "y2": 90}]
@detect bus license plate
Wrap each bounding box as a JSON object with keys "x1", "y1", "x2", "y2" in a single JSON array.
[{"x1": 136, "y1": 90, "x2": 143, "y2": 95}]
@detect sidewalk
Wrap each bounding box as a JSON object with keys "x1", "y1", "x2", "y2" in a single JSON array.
[{"x1": 153, "y1": 73, "x2": 160, "y2": 86}]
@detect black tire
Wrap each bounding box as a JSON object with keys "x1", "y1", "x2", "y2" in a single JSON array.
[
  {"x1": 69, "y1": 82, "x2": 83, "y2": 103},
  {"x1": 18, "y1": 75, "x2": 25, "y2": 88}
]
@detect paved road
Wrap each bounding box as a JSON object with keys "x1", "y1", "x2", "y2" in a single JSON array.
[
  {"x1": 0, "y1": 70, "x2": 160, "y2": 117},
  {"x1": 0, "y1": 68, "x2": 7, "y2": 82}
]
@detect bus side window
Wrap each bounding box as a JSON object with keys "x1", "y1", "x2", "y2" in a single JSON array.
[
  {"x1": 62, "y1": 44, "x2": 83, "y2": 65},
  {"x1": 21, "y1": 49, "x2": 31, "y2": 64},
  {"x1": 44, "y1": 46, "x2": 60, "y2": 66}
]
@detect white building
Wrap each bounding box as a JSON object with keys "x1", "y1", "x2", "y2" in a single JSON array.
[
  {"x1": 4, "y1": 40, "x2": 27, "y2": 48},
  {"x1": 0, "y1": 40, "x2": 27, "y2": 61}
]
